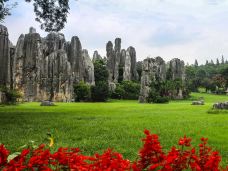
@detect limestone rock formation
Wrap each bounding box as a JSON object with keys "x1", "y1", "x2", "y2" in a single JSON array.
[
  {"x1": 168, "y1": 58, "x2": 185, "y2": 99},
  {"x1": 106, "y1": 38, "x2": 138, "y2": 88},
  {"x1": 67, "y1": 36, "x2": 82, "y2": 84},
  {"x1": 106, "y1": 40, "x2": 118, "y2": 83},
  {"x1": 213, "y1": 102, "x2": 228, "y2": 110},
  {"x1": 120, "y1": 49, "x2": 126, "y2": 67},
  {"x1": 92, "y1": 50, "x2": 102, "y2": 62},
  {"x1": 14, "y1": 34, "x2": 25, "y2": 91},
  {"x1": 169, "y1": 58, "x2": 185, "y2": 82},
  {"x1": 81, "y1": 49, "x2": 95, "y2": 85},
  {"x1": 22, "y1": 29, "x2": 43, "y2": 101},
  {"x1": 123, "y1": 47, "x2": 138, "y2": 81},
  {"x1": 0, "y1": 25, "x2": 10, "y2": 87},
  {"x1": 139, "y1": 57, "x2": 166, "y2": 103},
  {"x1": 13, "y1": 29, "x2": 75, "y2": 102},
  {"x1": 40, "y1": 50, "x2": 73, "y2": 102}
]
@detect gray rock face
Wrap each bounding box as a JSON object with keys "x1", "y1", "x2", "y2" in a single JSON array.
[
  {"x1": 106, "y1": 38, "x2": 138, "y2": 88},
  {"x1": 29, "y1": 27, "x2": 36, "y2": 34},
  {"x1": 44, "y1": 33, "x2": 66, "y2": 56},
  {"x1": 81, "y1": 49, "x2": 95, "y2": 85},
  {"x1": 92, "y1": 50, "x2": 102, "y2": 62},
  {"x1": 12, "y1": 29, "x2": 96, "y2": 102},
  {"x1": 14, "y1": 34, "x2": 25, "y2": 91},
  {"x1": 192, "y1": 100, "x2": 204, "y2": 105},
  {"x1": 139, "y1": 57, "x2": 166, "y2": 103},
  {"x1": 123, "y1": 47, "x2": 138, "y2": 81},
  {"x1": 106, "y1": 40, "x2": 117, "y2": 83},
  {"x1": 40, "y1": 101, "x2": 55, "y2": 106},
  {"x1": 120, "y1": 49, "x2": 126, "y2": 67},
  {"x1": 12, "y1": 29, "x2": 75, "y2": 102},
  {"x1": 67, "y1": 36, "x2": 84, "y2": 84},
  {"x1": 169, "y1": 58, "x2": 185, "y2": 82},
  {"x1": 40, "y1": 50, "x2": 73, "y2": 102},
  {"x1": 22, "y1": 31, "x2": 43, "y2": 102},
  {"x1": 0, "y1": 25, "x2": 10, "y2": 87},
  {"x1": 168, "y1": 58, "x2": 185, "y2": 99},
  {"x1": 213, "y1": 102, "x2": 228, "y2": 110}
]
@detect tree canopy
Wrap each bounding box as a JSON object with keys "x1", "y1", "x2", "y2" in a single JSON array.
[{"x1": 0, "y1": 0, "x2": 71, "y2": 32}]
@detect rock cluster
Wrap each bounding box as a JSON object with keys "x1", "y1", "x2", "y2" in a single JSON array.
[
  {"x1": 1, "y1": 25, "x2": 95, "y2": 102},
  {"x1": 139, "y1": 57, "x2": 186, "y2": 103},
  {"x1": 106, "y1": 38, "x2": 138, "y2": 87},
  {"x1": 192, "y1": 100, "x2": 204, "y2": 105},
  {"x1": 213, "y1": 102, "x2": 228, "y2": 110}
]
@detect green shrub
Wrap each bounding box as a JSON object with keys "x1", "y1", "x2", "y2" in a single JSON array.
[
  {"x1": 112, "y1": 81, "x2": 140, "y2": 100},
  {"x1": 91, "y1": 81, "x2": 109, "y2": 102},
  {"x1": 73, "y1": 82, "x2": 91, "y2": 102},
  {"x1": 0, "y1": 86, "x2": 22, "y2": 104}
]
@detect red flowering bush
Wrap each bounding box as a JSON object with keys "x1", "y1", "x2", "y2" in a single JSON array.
[{"x1": 0, "y1": 130, "x2": 228, "y2": 171}]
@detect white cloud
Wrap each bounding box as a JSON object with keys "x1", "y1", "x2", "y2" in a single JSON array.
[{"x1": 3, "y1": 0, "x2": 228, "y2": 64}]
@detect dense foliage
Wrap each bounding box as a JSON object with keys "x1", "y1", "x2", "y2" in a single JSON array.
[
  {"x1": 91, "y1": 81, "x2": 110, "y2": 102},
  {"x1": 0, "y1": 0, "x2": 71, "y2": 32},
  {"x1": 73, "y1": 82, "x2": 91, "y2": 102},
  {"x1": 112, "y1": 81, "x2": 140, "y2": 100},
  {"x1": 147, "y1": 75, "x2": 189, "y2": 103},
  {"x1": 91, "y1": 59, "x2": 110, "y2": 102},
  {"x1": 186, "y1": 58, "x2": 228, "y2": 94},
  {"x1": 0, "y1": 86, "x2": 21, "y2": 104},
  {"x1": 1, "y1": 130, "x2": 228, "y2": 170}
]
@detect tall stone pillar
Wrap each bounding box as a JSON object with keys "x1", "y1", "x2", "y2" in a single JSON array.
[{"x1": 0, "y1": 25, "x2": 10, "y2": 87}]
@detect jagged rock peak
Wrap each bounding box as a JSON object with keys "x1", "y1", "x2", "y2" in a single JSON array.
[
  {"x1": 114, "y1": 38, "x2": 121, "y2": 52},
  {"x1": 0, "y1": 24, "x2": 8, "y2": 36},
  {"x1": 93, "y1": 50, "x2": 102, "y2": 62},
  {"x1": 29, "y1": 27, "x2": 36, "y2": 34}
]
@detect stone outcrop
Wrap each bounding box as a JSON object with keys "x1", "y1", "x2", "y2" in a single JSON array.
[
  {"x1": 168, "y1": 58, "x2": 185, "y2": 99},
  {"x1": 106, "y1": 38, "x2": 138, "y2": 89},
  {"x1": 0, "y1": 25, "x2": 10, "y2": 87},
  {"x1": 22, "y1": 29, "x2": 43, "y2": 101},
  {"x1": 213, "y1": 102, "x2": 228, "y2": 110},
  {"x1": 123, "y1": 47, "x2": 138, "y2": 81},
  {"x1": 139, "y1": 57, "x2": 186, "y2": 103},
  {"x1": 92, "y1": 50, "x2": 102, "y2": 62},
  {"x1": 67, "y1": 36, "x2": 82, "y2": 84},
  {"x1": 81, "y1": 49, "x2": 95, "y2": 85},
  {"x1": 169, "y1": 58, "x2": 185, "y2": 82},
  {"x1": 11, "y1": 27, "x2": 94, "y2": 102},
  {"x1": 40, "y1": 50, "x2": 73, "y2": 102},
  {"x1": 139, "y1": 57, "x2": 166, "y2": 103}
]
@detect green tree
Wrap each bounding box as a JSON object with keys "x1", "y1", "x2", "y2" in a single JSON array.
[
  {"x1": 91, "y1": 81, "x2": 109, "y2": 102},
  {"x1": 73, "y1": 82, "x2": 91, "y2": 102},
  {"x1": 92, "y1": 59, "x2": 110, "y2": 102},
  {"x1": 1, "y1": 0, "x2": 73, "y2": 32}
]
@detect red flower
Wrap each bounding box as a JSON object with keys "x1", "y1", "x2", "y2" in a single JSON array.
[{"x1": 0, "y1": 144, "x2": 9, "y2": 167}]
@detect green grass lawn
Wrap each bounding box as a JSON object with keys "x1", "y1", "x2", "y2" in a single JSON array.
[{"x1": 0, "y1": 93, "x2": 228, "y2": 163}]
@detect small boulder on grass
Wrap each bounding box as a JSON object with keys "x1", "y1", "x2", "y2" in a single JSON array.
[
  {"x1": 213, "y1": 102, "x2": 228, "y2": 110},
  {"x1": 192, "y1": 100, "x2": 205, "y2": 105},
  {"x1": 40, "y1": 101, "x2": 55, "y2": 106}
]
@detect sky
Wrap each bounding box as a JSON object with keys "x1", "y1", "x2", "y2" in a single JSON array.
[{"x1": 3, "y1": 0, "x2": 228, "y2": 64}]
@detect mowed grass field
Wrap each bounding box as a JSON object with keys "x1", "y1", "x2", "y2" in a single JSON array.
[{"x1": 0, "y1": 93, "x2": 228, "y2": 162}]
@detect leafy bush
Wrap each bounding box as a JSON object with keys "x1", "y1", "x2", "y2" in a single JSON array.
[
  {"x1": 0, "y1": 86, "x2": 22, "y2": 104},
  {"x1": 73, "y1": 82, "x2": 91, "y2": 102},
  {"x1": 112, "y1": 81, "x2": 140, "y2": 100},
  {"x1": 0, "y1": 130, "x2": 227, "y2": 170},
  {"x1": 91, "y1": 81, "x2": 109, "y2": 102},
  {"x1": 94, "y1": 59, "x2": 109, "y2": 82}
]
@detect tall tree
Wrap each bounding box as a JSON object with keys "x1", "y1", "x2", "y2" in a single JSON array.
[
  {"x1": 216, "y1": 58, "x2": 220, "y2": 65},
  {"x1": 0, "y1": 0, "x2": 71, "y2": 32},
  {"x1": 194, "y1": 59, "x2": 198, "y2": 67},
  {"x1": 221, "y1": 55, "x2": 225, "y2": 64}
]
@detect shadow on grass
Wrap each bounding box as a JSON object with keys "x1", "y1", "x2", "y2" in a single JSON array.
[{"x1": 208, "y1": 108, "x2": 228, "y2": 114}]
